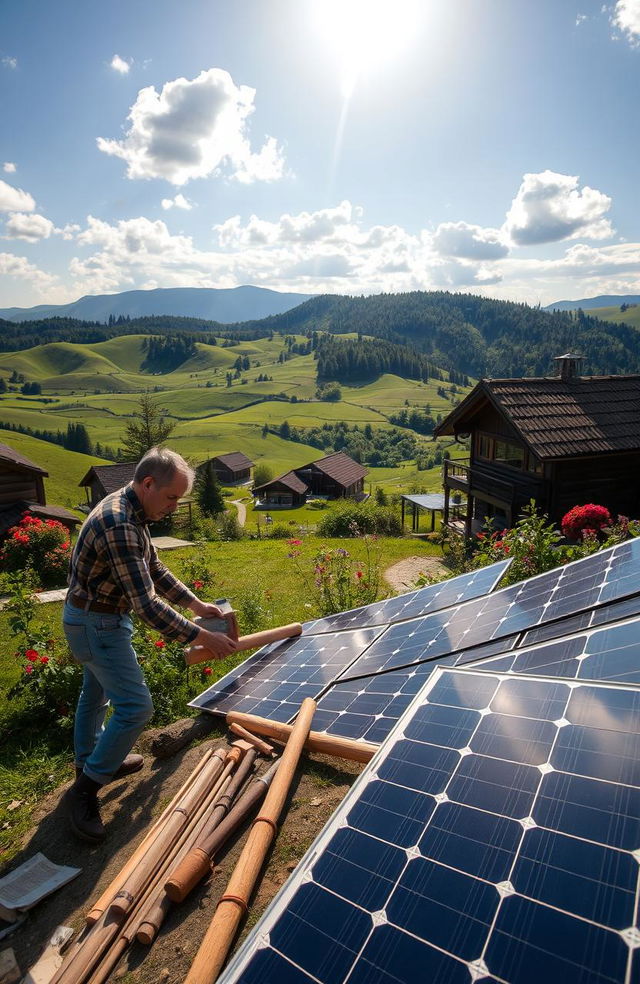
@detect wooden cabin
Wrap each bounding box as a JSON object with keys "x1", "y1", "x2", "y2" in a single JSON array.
[
  {"x1": 205, "y1": 452, "x2": 254, "y2": 485},
  {"x1": 79, "y1": 463, "x2": 135, "y2": 509},
  {"x1": 0, "y1": 443, "x2": 80, "y2": 537},
  {"x1": 294, "y1": 451, "x2": 367, "y2": 498},
  {"x1": 252, "y1": 470, "x2": 309, "y2": 506},
  {"x1": 435, "y1": 355, "x2": 640, "y2": 537}
]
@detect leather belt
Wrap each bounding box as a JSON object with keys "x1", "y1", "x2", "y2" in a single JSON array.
[{"x1": 68, "y1": 594, "x2": 122, "y2": 615}]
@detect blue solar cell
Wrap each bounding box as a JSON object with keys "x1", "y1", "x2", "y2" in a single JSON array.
[
  {"x1": 219, "y1": 670, "x2": 639, "y2": 984},
  {"x1": 485, "y1": 895, "x2": 629, "y2": 984},
  {"x1": 511, "y1": 827, "x2": 637, "y2": 929}
]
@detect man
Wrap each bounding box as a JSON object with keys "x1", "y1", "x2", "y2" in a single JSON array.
[{"x1": 63, "y1": 447, "x2": 237, "y2": 842}]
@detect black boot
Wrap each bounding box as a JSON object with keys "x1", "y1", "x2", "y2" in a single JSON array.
[
  {"x1": 64, "y1": 772, "x2": 105, "y2": 843},
  {"x1": 75, "y1": 754, "x2": 144, "y2": 783}
]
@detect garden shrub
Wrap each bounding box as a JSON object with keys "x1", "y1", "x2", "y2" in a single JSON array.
[
  {"x1": 287, "y1": 537, "x2": 382, "y2": 615},
  {"x1": 0, "y1": 513, "x2": 71, "y2": 588},
  {"x1": 317, "y1": 501, "x2": 402, "y2": 537},
  {"x1": 219, "y1": 512, "x2": 244, "y2": 541},
  {"x1": 264, "y1": 523, "x2": 295, "y2": 539}
]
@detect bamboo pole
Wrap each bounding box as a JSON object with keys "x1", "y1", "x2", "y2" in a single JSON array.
[
  {"x1": 184, "y1": 623, "x2": 302, "y2": 666},
  {"x1": 226, "y1": 711, "x2": 377, "y2": 763},
  {"x1": 184, "y1": 698, "x2": 316, "y2": 984},
  {"x1": 84, "y1": 767, "x2": 238, "y2": 984},
  {"x1": 85, "y1": 747, "x2": 214, "y2": 925},
  {"x1": 165, "y1": 757, "x2": 278, "y2": 905},
  {"x1": 109, "y1": 748, "x2": 231, "y2": 920}
]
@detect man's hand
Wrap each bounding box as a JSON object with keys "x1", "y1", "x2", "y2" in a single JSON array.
[
  {"x1": 190, "y1": 599, "x2": 224, "y2": 619},
  {"x1": 194, "y1": 627, "x2": 238, "y2": 659}
]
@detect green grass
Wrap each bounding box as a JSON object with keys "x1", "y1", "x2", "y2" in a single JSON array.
[{"x1": 584, "y1": 304, "x2": 640, "y2": 330}]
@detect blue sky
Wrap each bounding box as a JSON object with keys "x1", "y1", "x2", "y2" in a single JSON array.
[{"x1": 0, "y1": 0, "x2": 639, "y2": 309}]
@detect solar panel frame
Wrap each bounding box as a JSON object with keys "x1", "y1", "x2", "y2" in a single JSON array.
[{"x1": 218, "y1": 667, "x2": 640, "y2": 984}]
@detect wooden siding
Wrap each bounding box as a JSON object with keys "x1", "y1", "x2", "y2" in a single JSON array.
[
  {"x1": 549, "y1": 453, "x2": 640, "y2": 520},
  {"x1": 0, "y1": 468, "x2": 40, "y2": 507}
]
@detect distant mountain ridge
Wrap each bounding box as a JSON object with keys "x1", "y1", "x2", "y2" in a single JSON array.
[
  {"x1": 544, "y1": 294, "x2": 640, "y2": 311},
  {"x1": 0, "y1": 285, "x2": 313, "y2": 324}
]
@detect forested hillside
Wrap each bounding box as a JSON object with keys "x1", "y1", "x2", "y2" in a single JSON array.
[{"x1": 1, "y1": 290, "x2": 639, "y2": 378}]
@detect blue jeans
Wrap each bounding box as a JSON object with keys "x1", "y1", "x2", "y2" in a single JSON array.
[{"x1": 62, "y1": 602, "x2": 154, "y2": 785}]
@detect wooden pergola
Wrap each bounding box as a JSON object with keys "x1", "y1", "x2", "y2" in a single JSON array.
[{"x1": 400, "y1": 493, "x2": 446, "y2": 533}]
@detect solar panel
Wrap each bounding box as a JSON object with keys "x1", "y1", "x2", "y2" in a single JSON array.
[
  {"x1": 338, "y1": 537, "x2": 640, "y2": 680},
  {"x1": 302, "y1": 560, "x2": 510, "y2": 634},
  {"x1": 190, "y1": 562, "x2": 510, "y2": 719},
  {"x1": 189, "y1": 627, "x2": 383, "y2": 720},
  {"x1": 218, "y1": 668, "x2": 640, "y2": 984}
]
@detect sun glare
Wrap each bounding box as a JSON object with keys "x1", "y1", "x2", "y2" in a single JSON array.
[{"x1": 313, "y1": 0, "x2": 423, "y2": 98}]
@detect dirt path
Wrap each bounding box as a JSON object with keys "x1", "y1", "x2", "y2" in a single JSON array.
[
  {"x1": 230, "y1": 498, "x2": 247, "y2": 527},
  {"x1": 6, "y1": 734, "x2": 361, "y2": 983},
  {"x1": 384, "y1": 554, "x2": 447, "y2": 591}
]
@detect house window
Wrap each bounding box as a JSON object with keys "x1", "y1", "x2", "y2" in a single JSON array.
[
  {"x1": 527, "y1": 452, "x2": 543, "y2": 475},
  {"x1": 494, "y1": 440, "x2": 525, "y2": 470},
  {"x1": 478, "y1": 434, "x2": 493, "y2": 459}
]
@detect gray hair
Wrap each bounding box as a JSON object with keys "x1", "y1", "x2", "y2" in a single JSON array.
[{"x1": 134, "y1": 447, "x2": 195, "y2": 492}]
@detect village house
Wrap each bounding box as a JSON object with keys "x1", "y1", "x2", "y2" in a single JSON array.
[
  {"x1": 198, "y1": 452, "x2": 254, "y2": 485},
  {"x1": 435, "y1": 354, "x2": 640, "y2": 536},
  {"x1": 253, "y1": 450, "x2": 367, "y2": 506},
  {"x1": 0, "y1": 443, "x2": 80, "y2": 538}
]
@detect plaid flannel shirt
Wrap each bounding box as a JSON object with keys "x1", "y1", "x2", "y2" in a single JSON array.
[{"x1": 67, "y1": 483, "x2": 199, "y2": 644}]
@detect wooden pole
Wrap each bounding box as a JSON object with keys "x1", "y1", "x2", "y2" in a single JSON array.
[
  {"x1": 85, "y1": 747, "x2": 214, "y2": 925},
  {"x1": 229, "y1": 723, "x2": 274, "y2": 756},
  {"x1": 226, "y1": 711, "x2": 377, "y2": 763},
  {"x1": 136, "y1": 750, "x2": 258, "y2": 945},
  {"x1": 109, "y1": 749, "x2": 231, "y2": 920},
  {"x1": 184, "y1": 623, "x2": 302, "y2": 666},
  {"x1": 184, "y1": 700, "x2": 316, "y2": 984},
  {"x1": 165, "y1": 757, "x2": 278, "y2": 904}
]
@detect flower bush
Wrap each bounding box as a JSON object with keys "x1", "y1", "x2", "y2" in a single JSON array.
[
  {"x1": 561, "y1": 504, "x2": 612, "y2": 540},
  {"x1": 6, "y1": 573, "x2": 82, "y2": 726},
  {"x1": 287, "y1": 536, "x2": 382, "y2": 615},
  {"x1": 0, "y1": 512, "x2": 71, "y2": 588},
  {"x1": 471, "y1": 501, "x2": 564, "y2": 587}
]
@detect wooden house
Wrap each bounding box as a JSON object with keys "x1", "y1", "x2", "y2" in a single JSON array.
[
  {"x1": 204, "y1": 452, "x2": 254, "y2": 485},
  {"x1": 253, "y1": 451, "x2": 367, "y2": 506},
  {"x1": 252, "y1": 470, "x2": 309, "y2": 506},
  {"x1": 0, "y1": 443, "x2": 80, "y2": 537},
  {"x1": 435, "y1": 355, "x2": 640, "y2": 536},
  {"x1": 79, "y1": 463, "x2": 135, "y2": 509}
]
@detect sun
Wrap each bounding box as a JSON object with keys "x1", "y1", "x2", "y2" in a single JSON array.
[{"x1": 313, "y1": 0, "x2": 424, "y2": 98}]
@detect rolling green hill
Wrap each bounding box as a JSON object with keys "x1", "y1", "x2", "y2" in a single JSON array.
[{"x1": 585, "y1": 304, "x2": 640, "y2": 331}]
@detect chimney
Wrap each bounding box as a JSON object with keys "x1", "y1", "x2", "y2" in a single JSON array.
[{"x1": 554, "y1": 352, "x2": 583, "y2": 382}]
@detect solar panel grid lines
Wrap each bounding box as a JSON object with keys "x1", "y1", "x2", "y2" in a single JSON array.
[
  {"x1": 337, "y1": 536, "x2": 640, "y2": 682},
  {"x1": 189, "y1": 560, "x2": 513, "y2": 720},
  {"x1": 301, "y1": 560, "x2": 512, "y2": 635},
  {"x1": 217, "y1": 667, "x2": 640, "y2": 984}
]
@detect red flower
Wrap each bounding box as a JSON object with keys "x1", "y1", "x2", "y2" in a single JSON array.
[
  {"x1": 24, "y1": 665, "x2": 33, "y2": 675},
  {"x1": 355, "y1": 570, "x2": 363, "y2": 579},
  {"x1": 154, "y1": 640, "x2": 165, "y2": 648},
  {"x1": 287, "y1": 538, "x2": 302, "y2": 545},
  {"x1": 203, "y1": 667, "x2": 212, "y2": 675},
  {"x1": 192, "y1": 579, "x2": 204, "y2": 590},
  {"x1": 40, "y1": 656, "x2": 49, "y2": 665},
  {"x1": 25, "y1": 649, "x2": 39, "y2": 661}
]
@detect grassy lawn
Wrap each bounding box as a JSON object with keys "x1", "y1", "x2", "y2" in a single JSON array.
[{"x1": 0, "y1": 534, "x2": 441, "y2": 863}]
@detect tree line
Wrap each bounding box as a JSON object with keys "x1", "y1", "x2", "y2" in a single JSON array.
[{"x1": 315, "y1": 336, "x2": 443, "y2": 383}]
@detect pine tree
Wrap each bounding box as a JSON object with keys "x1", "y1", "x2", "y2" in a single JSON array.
[
  {"x1": 120, "y1": 393, "x2": 175, "y2": 461},
  {"x1": 195, "y1": 461, "x2": 226, "y2": 517}
]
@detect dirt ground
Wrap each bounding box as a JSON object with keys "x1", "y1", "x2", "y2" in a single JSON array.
[
  {"x1": 383, "y1": 554, "x2": 446, "y2": 591},
  {"x1": 6, "y1": 727, "x2": 362, "y2": 982}
]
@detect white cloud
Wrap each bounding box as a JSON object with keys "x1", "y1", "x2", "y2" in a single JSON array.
[
  {"x1": 96, "y1": 67, "x2": 285, "y2": 186},
  {"x1": 612, "y1": 0, "x2": 640, "y2": 43},
  {"x1": 161, "y1": 193, "x2": 193, "y2": 210},
  {"x1": 432, "y1": 221, "x2": 509, "y2": 260},
  {"x1": 576, "y1": 13, "x2": 588, "y2": 26},
  {"x1": 504, "y1": 170, "x2": 613, "y2": 246},
  {"x1": 4, "y1": 212, "x2": 54, "y2": 242},
  {"x1": 0, "y1": 252, "x2": 58, "y2": 292},
  {"x1": 3, "y1": 163, "x2": 16, "y2": 173},
  {"x1": 0, "y1": 180, "x2": 36, "y2": 213},
  {"x1": 110, "y1": 54, "x2": 131, "y2": 74},
  {"x1": 2, "y1": 56, "x2": 17, "y2": 70},
  {"x1": 215, "y1": 201, "x2": 360, "y2": 247}
]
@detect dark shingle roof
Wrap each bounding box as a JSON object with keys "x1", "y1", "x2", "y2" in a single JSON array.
[
  {"x1": 0, "y1": 442, "x2": 48, "y2": 475},
  {"x1": 0, "y1": 500, "x2": 79, "y2": 537},
  {"x1": 436, "y1": 375, "x2": 640, "y2": 459},
  {"x1": 79, "y1": 463, "x2": 135, "y2": 494},
  {"x1": 300, "y1": 451, "x2": 367, "y2": 487},
  {"x1": 253, "y1": 470, "x2": 309, "y2": 495},
  {"x1": 212, "y1": 452, "x2": 254, "y2": 471}
]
